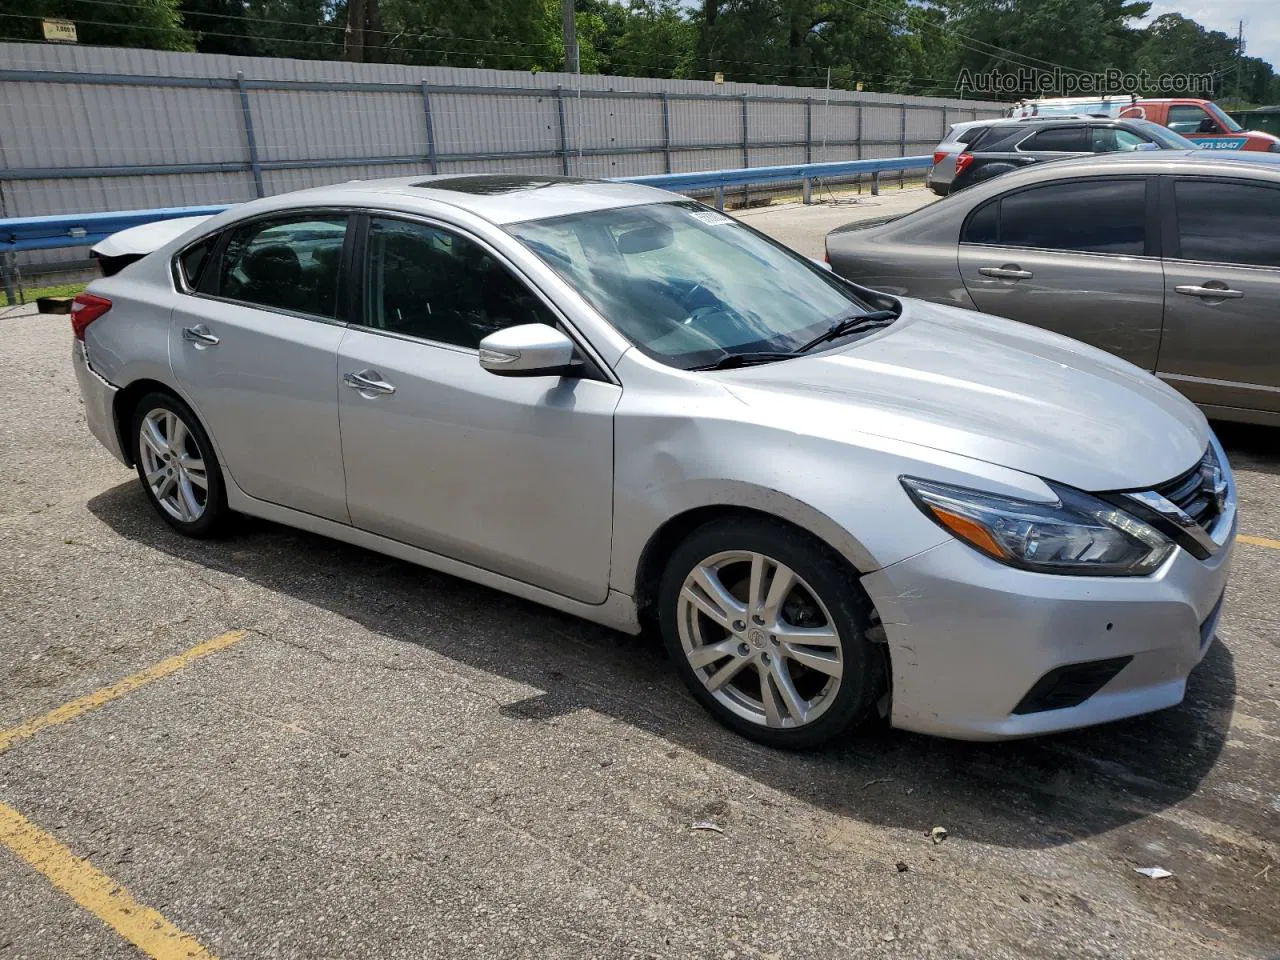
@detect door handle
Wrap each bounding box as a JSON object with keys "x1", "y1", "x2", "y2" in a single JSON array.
[
  {"x1": 182, "y1": 324, "x2": 220, "y2": 347},
  {"x1": 343, "y1": 370, "x2": 396, "y2": 396},
  {"x1": 1175, "y1": 284, "x2": 1243, "y2": 300},
  {"x1": 979, "y1": 265, "x2": 1034, "y2": 280}
]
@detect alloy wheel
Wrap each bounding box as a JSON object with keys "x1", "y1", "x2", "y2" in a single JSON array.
[
  {"x1": 137, "y1": 408, "x2": 209, "y2": 523},
  {"x1": 675, "y1": 550, "x2": 843, "y2": 729}
]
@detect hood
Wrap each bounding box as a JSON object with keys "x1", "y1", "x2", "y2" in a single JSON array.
[{"x1": 717, "y1": 299, "x2": 1208, "y2": 492}]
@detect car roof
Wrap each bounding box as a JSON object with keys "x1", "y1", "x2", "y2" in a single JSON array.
[
  {"x1": 256, "y1": 174, "x2": 678, "y2": 226},
  {"x1": 960, "y1": 148, "x2": 1280, "y2": 187}
]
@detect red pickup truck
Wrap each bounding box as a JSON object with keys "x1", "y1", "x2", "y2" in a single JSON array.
[{"x1": 1120, "y1": 99, "x2": 1280, "y2": 152}]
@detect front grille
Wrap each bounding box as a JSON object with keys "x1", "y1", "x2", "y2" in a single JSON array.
[{"x1": 1153, "y1": 455, "x2": 1219, "y2": 529}]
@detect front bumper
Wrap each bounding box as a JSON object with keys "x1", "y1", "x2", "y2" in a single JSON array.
[
  {"x1": 861, "y1": 513, "x2": 1235, "y2": 740},
  {"x1": 72, "y1": 341, "x2": 129, "y2": 466}
]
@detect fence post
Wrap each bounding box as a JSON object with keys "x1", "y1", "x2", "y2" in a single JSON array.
[
  {"x1": 899, "y1": 102, "x2": 908, "y2": 189},
  {"x1": 660, "y1": 92, "x2": 672, "y2": 174},
  {"x1": 855, "y1": 100, "x2": 864, "y2": 193},
  {"x1": 805, "y1": 97, "x2": 813, "y2": 165},
  {"x1": 740, "y1": 94, "x2": 749, "y2": 168},
  {"x1": 802, "y1": 178, "x2": 812, "y2": 205},
  {"x1": 236, "y1": 72, "x2": 264, "y2": 198},
  {"x1": 555, "y1": 85, "x2": 571, "y2": 176},
  {"x1": 0, "y1": 253, "x2": 14, "y2": 307},
  {"x1": 872, "y1": 171, "x2": 880, "y2": 196},
  {"x1": 421, "y1": 81, "x2": 439, "y2": 174}
]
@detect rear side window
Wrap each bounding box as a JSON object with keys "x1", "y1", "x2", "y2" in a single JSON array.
[
  {"x1": 1174, "y1": 180, "x2": 1280, "y2": 267},
  {"x1": 210, "y1": 215, "x2": 348, "y2": 318},
  {"x1": 176, "y1": 237, "x2": 215, "y2": 289},
  {"x1": 955, "y1": 127, "x2": 985, "y2": 145},
  {"x1": 961, "y1": 179, "x2": 1147, "y2": 255},
  {"x1": 1021, "y1": 127, "x2": 1087, "y2": 152}
]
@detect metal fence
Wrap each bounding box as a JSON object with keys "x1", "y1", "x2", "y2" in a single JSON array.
[{"x1": 0, "y1": 42, "x2": 1005, "y2": 280}]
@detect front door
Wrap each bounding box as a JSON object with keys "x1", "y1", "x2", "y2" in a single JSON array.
[
  {"x1": 957, "y1": 176, "x2": 1166, "y2": 369},
  {"x1": 1157, "y1": 176, "x2": 1280, "y2": 415},
  {"x1": 337, "y1": 215, "x2": 620, "y2": 603},
  {"x1": 170, "y1": 213, "x2": 351, "y2": 522}
]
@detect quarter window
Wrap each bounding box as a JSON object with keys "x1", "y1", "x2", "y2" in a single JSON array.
[
  {"x1": 961, "y1": 179, "x2": 1147, "y2": 255},
  {"x1": 1174, "y1": 180, "x2": 1280, "y2": 267},
  {"x1": 176, "y1": 236, "x2": 215, "y2": 289},
  {"x1": 361, "y1": 217, "x2": 557, "y2": 349},
  {"x1": 211, "y1": 215, "x2": 348, "y2": 318}
]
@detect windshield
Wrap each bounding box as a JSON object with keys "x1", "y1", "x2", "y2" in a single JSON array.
[
  {"x1": 508, "y1": 201, "x2": 886, "y2": 370},
  {"x1": 1206, "y1": 102, "x2": 1244, "y2": 133},
  {"x1": 1129, "y1": 119, "x2": 1201, "y2": 149}
]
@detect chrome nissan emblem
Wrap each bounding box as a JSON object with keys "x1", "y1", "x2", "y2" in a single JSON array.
[{"x1": 747, "y1": 627, "x2": 767, "y2": 648}]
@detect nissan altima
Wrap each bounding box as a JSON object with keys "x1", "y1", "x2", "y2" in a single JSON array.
[{"x1": 72, "y1": 174, "x2": 1234, "y2": 748}]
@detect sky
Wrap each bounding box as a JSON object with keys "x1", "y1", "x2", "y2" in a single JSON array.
[{"x1": 1130, "y1": 0, "x2": 1274, "y2": 68}]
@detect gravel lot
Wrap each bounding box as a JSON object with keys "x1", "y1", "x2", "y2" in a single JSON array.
[{"x1": 1, "y1": 193, "x2": 1277, "y2": 960}]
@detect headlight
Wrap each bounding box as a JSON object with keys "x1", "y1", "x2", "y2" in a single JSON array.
[{"x1": 901, "y1": 477, "x2": 1174, "y2": 576}]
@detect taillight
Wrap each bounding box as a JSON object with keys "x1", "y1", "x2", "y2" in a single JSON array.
[
  {"x1": 71, "y1": 293, "x2": 111, "y2": 341},
  {"x1": 932, "y1": 151, "x2": 948, "y2": 165},
  {"x1": 954, "y1": 152, "x2": 975, "y2": 174}
]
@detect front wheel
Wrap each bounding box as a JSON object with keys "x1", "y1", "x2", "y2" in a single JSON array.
[
  {"x1": 131, "y1": 391, "x2": 230, "y2": 538},
  {"x1": 658, "y1": 518, "x2": 884, "y2": 749}
]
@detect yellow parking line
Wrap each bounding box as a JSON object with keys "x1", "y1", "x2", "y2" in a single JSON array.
[
  {"x1": 0, "y1": 630, "x2": 246, "y2": 755},
  {"x1": 0, "y1": 801, "x2": 217, "y2": 959},
  {"x1": 1238, "y1": 534, "x2": 1280, "y2": 550}
]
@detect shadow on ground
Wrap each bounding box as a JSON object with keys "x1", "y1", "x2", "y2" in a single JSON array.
[{"x1": 90, "y1": 481, "x2": 1235, "y2": 851}]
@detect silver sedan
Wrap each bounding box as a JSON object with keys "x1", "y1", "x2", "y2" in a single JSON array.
[{"x1": 72, "y1": 174, "x2": 1234, "y2": 747}]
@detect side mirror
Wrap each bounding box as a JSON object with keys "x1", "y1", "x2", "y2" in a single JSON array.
[
  {"x1": 1197, "y1": 118, "x2": 1220, "y2": 134},
  {"x1": 478, "y1": 323, "x2": 578, "y2": 377}
]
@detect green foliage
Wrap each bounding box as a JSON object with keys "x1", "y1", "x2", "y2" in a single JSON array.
[
  {"x1": 4, "y1": 0, "x2": 1277, "y2": 105},
  {"x1": 0, "y1": 0, "x2": 194, "y2": 49}
]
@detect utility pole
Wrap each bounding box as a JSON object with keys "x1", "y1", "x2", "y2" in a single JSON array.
[
  {"x1": 1234, "y1": 20, "x2": 1244, "y2": 104},
  {"x1": 561, "y1": 0, "x2": 580, "y2": 74}
]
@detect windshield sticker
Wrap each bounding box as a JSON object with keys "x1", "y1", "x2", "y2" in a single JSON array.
[{"x1": 691, "y1": 210, "x2": 735, "y2": 226}]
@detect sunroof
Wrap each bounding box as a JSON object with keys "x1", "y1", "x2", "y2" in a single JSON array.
[{"x1": 411, "y1": 175, "x2": 592, "y2": 195}]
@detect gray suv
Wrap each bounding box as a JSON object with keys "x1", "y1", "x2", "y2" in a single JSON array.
[{"x1": 945, "y1": 117, "x2": 1199, "y2": 193}]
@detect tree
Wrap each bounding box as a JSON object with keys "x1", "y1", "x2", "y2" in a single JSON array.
[{"x1": 0, "y1": 0, "x2": 193, "y2": 49}]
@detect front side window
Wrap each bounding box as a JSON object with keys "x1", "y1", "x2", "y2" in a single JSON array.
[
  {"x1": 960, "y1": 179, "x2": 1147, "y2": 255},
  {"x1": 508, "y1": 201, "x2": 880, "y2": 370},
  {"x1": 1174, "y1": 180, "x2": 1280, "y2": 267},
  {"x1": 1091, "y1": 127, "x2": 1150, "y2": 152},
  {"x1": 211, "y1": 215, "x2": 348, "y2": 318},
  {"x1": 360, "y1": 217, "x2": 557, "y2": 349},
  {"x1": 1167, "y1": 104, "x2": 1213, "y2": 135}
]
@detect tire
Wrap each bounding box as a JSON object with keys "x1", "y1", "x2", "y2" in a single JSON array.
[
  {"x1": 130, "y1": 391, "x2": 230, "y2": 538},
  {"x1": 657, "y1": 517, "x2": 884, "y2": 749}
]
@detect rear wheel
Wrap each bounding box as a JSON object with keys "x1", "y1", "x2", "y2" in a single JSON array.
[
  {"x1": 131, "y1": 391, "x2": 229, "y2": 538},
  {"x1": 658, "y1": 518, "x2": 883, "y2": 749}
]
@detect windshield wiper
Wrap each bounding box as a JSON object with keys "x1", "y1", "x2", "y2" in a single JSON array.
[
  {"x1": 690, "y1": 351, "x2": 791, "y2": 371},
  {"x1": 794, "y1": 309, "x2": 898, "y2": 355}
]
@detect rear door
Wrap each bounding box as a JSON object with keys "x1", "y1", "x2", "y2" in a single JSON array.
[
  {"x1": 957, "y1": 176, "x2": 1166, "y2": 369},
  {"x1": 1157, "y1": 176, "x2": 1280, "y2": 414},
  {"x1": 171, "y1": 212, "x2": 351, "y2": 522}
]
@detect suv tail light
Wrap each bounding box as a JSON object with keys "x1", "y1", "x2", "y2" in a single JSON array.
[
  {"x1": 932, "y1": 150, "x2": 948, "y2": 166},
  {"x1": 71, "y1": 293, "x2": 112, "y2": 341},
  {"x1": 954, "y1": 152, "x2": 975, "y2": 174}
]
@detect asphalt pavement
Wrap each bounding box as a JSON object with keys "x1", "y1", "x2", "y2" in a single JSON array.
[{"x1": 0, "y1": 193, "x2": 1277, "y2": 960}]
